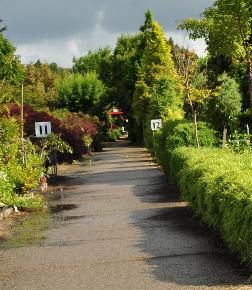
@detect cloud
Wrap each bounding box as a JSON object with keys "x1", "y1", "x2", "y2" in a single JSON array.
[
  {"x1": 2, "y1": 0, "x2": 214, "y2": 43},
  {"x1": 167, "y1": 31, "x2": 207, "y2": 57},
  {"x1": 2, "y1": 0, "x2": 213, "y2": 66},
  {"x1": 16, "y1": 30, "x2": 207, "y2": 68},
  {"x1": 16, "y1": 26, "x2": 120, "y2": 67}
]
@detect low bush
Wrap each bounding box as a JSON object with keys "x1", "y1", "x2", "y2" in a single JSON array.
[
  {"x1": 8, "y1": 103, "x2": 100, "y2": 160},
  {"x1": 154, "y1": 120, "x2": 218, "y2": 175},
  {"x1": 169, "y1": 147, "x2": 252, "y2": 266},
  {"x1": 103, "y1": 128, "x2": 123, "y2": 142}
]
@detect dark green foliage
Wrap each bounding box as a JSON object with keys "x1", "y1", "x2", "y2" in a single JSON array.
[
  {"x1": 0, "y1": 19, "x2": 7, "y2": 32},
  {"x1": 103, "y1": 128, "x2": 123, "y2": 142},
  {"x1": 0, "y1": 33, "x2": 24, "y2": 86},
  {"x1": 111, "y1": 34, "x2": 140, "y2": 112},
  {"x1": 169, "y1": 147, "x2": 252, "y2": 266},
  {"x1": 140, "y1": 9, "x2": 153, "y2": 32},
  {"x1": 72, "y1": 47, "x2": 112, "y2": 85}
]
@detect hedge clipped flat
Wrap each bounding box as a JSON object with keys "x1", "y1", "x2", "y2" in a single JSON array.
[{"x1": 169, "y1": 147, "x2": 252, "y2": 266}]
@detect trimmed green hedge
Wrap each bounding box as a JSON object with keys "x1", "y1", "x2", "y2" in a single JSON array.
[{"x1": 169, "y1": 147, "x2": 252, "y2": 266}]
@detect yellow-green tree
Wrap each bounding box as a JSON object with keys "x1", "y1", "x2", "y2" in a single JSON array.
[
  {"x1": 133, "y1": 13, "x2": 183, "y2": 141},
  {"x1": 24, "y1": 63, "x2": 58, "y2": 108},
  {"x1": 175, "y1": 50, "x2": 211, "y2": 147},
  {"x1": 178, "y1": 0, "x2": 252, "y2": 116}
]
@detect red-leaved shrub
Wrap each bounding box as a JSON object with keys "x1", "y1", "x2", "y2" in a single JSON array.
[{"x1": 7, "y1": 103, "x2": 98, "y2": 160}]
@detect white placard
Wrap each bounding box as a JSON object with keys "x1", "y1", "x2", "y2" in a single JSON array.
[
  {"x1": 151, "y1": 119, "x2": 162, "y2": 131},
  {"x1": 35, "y1": 122, "x2": 51, "y2": 137}
]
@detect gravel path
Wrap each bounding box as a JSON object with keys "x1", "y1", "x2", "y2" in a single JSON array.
[{"x1": 0, "y1": 142, "x2": 250, "y2": 290}]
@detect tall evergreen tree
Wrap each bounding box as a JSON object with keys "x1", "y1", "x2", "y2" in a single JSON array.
[{"x1": 133, "y1": 14, "x2": 183, "y2": 141}]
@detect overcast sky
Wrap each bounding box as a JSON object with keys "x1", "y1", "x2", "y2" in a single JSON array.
[{"x1": 1, "y1": 0, "x2": 214, "y2": 67}]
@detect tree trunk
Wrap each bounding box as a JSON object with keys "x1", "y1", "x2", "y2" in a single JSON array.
[
  {"x1": 222, "y1": 124, "x2": 228, "y2": 148},
  {"x1": 248, "y1": 60, "x2": 252, "y2": 118},
  {"x1": 193, "y1": 111, "x2": 200, "y2": 148}
]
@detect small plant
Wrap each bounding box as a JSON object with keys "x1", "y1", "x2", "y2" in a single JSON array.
[
  {"x1": 40, "y1": 133, "x2": 73, "y2": 154},
  {"x1": 83, "y1": 134, "x2": 93, "y2": 149},
  {"x1": 227, "y1": 131, "x2": 251, "y2": 153}
]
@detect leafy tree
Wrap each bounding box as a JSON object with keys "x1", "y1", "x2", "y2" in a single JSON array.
[
  {"x1": 215, "y1": 73, "x2": 242, "y2": 147},
  {"x1": 56, "y1": 72, "x2": 106, "y2": 114},
  {"x1": 48, "y1": 62, "x2": 64, "y2": 74},
  {"x1": 23, "y1": 63, "x2": 58, "y2": 109},
  {"x1": 0, "y1": 33, "x2": 24, "y2": 90},
  {"x1": 178, "y1": 0, "x2": 252, "y2": 116},
  {"x1": 111, "y1": 34, "x2": 140, "y2": 113},
  {"x1": 73, "y1": 47, "x2": 112, "y2": 85},
  {"x1": 175, "y1": 49, "x2": 211, "y2": 147},
  {"x1": 110, "y1": 33, "x2": 143, "y2": 140},
  {"x1": 133, "y1": 17, "x2": 183, "y2": 141}
]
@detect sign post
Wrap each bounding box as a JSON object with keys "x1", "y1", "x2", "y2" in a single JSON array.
[{"x1": 151, "y1": 119, "x2": 162, "y2": 156}]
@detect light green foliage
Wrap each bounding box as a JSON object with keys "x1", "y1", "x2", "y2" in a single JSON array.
[
  {"x1": 178, "y1": 0, "x2": 252, "y2": 114},
  {"x1": 82, "y1": 134, "x2": 93, "y2": 148},
  {"x1": 49, "y1": 108, "x2": 70, "y2": 120},
  {"x1": 178, "y1": 0, "x2": 251, "y2": 61},
  {"x1": 169, "y1": 147, "x2": 252, "y2": 266},
  {"x1": 104, "y1": 128, "x2": 123, "y2": 142},
  {"x1": 215, "y1": 73, "x2": 242, "y2": 123},
  {"x1": 40, "y1": 133, "x2": 73, "y2": 154},
  {"x1": 228, "y1": 130, "x2": 251, "y2": 153},
  {"x1": 56, "y1": 72, "x2": 106, "y2": 113},
  {"x1": 0, "y1": 117, "x2": 45, "y2": 209}
]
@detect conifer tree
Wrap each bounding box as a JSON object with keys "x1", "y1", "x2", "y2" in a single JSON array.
[{"x1": 133, "y1": 12, "x2": 183, "y2": 141}]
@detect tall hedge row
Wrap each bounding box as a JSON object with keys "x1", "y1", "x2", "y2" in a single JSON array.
[{"x1": 169, "y1": 147, "x2": 252, "y2": 266}]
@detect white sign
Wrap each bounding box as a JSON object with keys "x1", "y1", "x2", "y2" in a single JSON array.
[
  {"x1": 151, "y1": 119, "x2": 162, "y2": 131},
  {"x1": 35, "y1": 122, "x2": 52, "y2": 137}
]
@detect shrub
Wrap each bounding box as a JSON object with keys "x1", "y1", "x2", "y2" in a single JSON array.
[
  {"x1": 154, "y1": 120, "x2": 218, "y2": 175},
  {"x1": 0, "y1": 117, "x2": 45, "y2": 209},
  {"x1": 169, "y1": 147, "x2": 252, "y2": 266},
  {"x1": 103, "y1": 128, "x2": 124, "y2": 142},
  {"x1": 7, "y1": 103, "x2": 99, "y2": 160},
  {"x1": 164, "y1": 120, "x2": 218, "y2": 151},
  {"x1": 228, "y1": 131, "x2": 251, "y2": 153}
]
